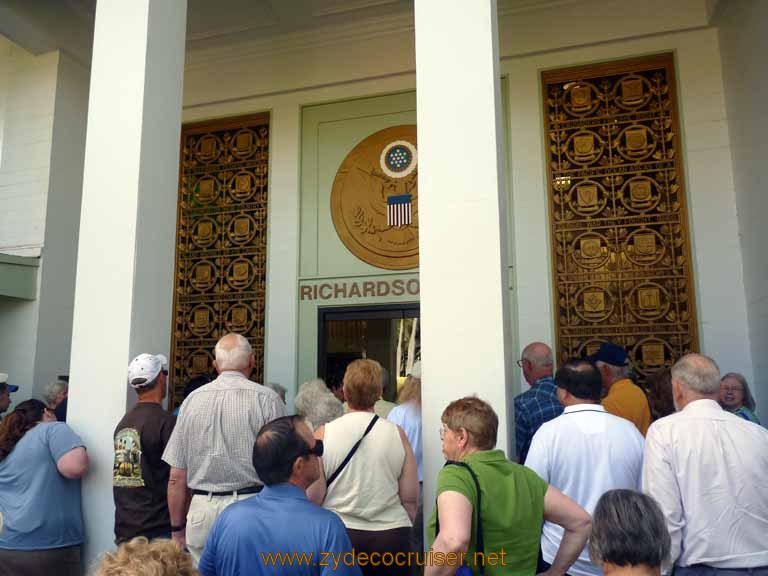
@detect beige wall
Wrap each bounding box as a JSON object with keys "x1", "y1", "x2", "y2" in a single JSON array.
[{"x1": 716, "y1": 0, "x2": 768, "y2": 416}]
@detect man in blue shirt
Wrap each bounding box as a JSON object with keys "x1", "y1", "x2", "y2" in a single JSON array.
[
  {"x1": 513, "y1": 342, "x2": 563, "y2": 462},
  {"x1": 199, "y1": 415, "x2": 362, "y2": 576}
]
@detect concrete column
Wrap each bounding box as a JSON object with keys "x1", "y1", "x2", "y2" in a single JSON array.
[
  {"x1": 67, "y1": 0, "x2": 186, "y2": 565},
  {"x1": 415, "y1": 0, "x2": 514, "y2": 528},
  {"x1": 265, "y1": 103, "x2": 300, "y2": 409}
]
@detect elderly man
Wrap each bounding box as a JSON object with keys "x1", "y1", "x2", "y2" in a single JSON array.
[
  {"x1": 526, "y1": 359, "x2": 644, "y2": 576},
  {"x1": 113, "y1": 353, "x2": 175, "y2": 543},
  {"x1": 199, "y1": 416, "x2": 361, "y2": 576},
  {"x1": 592, "y1": 342, "x2": 651, "y2": 436},
  {"x1": 162, "y1": 333, "x2": 286, "y2": 564},
  {"x1": 643, "y1": 354, "x2": 768, "y2": 576},
  {"x1": 513, "y1": 342, "x2": 562, "y2": 463},
  {"x1": 44, "y1": 379, "x2": 69, "y2": 422},
  {"x1": 0, "y1": 373, "x2": 18, "y2": 420}
]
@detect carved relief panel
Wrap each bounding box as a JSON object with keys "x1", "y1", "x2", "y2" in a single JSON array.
[
  {"x1": 170, "y1": 114, "x2": 269, "y2": 407},
  {"x1": 542, "y1": 54, "x2": 698, "y2": 378}
]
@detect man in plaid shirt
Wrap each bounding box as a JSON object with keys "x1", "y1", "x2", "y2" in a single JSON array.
[{"x1": 514, "y1": 342, "x2": 562, "y2": 462}]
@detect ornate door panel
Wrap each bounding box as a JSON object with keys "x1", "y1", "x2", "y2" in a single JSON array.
[
  {"x1": 170, "y1": 114, "x2": 269, "y2": 407},
  {"x1": 542, "y1": 54, "x2": 698, "y2": 379}
]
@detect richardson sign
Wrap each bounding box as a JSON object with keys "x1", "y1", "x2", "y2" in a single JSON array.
[{"x1": 300, "y1": 278, "x2": 420, "y2": 301}]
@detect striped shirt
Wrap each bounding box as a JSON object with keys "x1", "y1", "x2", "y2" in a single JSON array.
[{"x1": 162, "y1": 371, "x2": 286, "y2": 491}]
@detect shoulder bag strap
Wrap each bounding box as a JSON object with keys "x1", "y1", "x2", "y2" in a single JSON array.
[
  {"x1": 435, "y1": 461, "x2": 485, "y2": 574},
  {"x1": 326, "y1": 414, "x2": 379, "y2": 488}
]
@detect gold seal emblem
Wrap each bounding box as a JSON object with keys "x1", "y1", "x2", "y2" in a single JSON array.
[{"x1": 330, "y1": 125, "x2": 418, "y2": 270}]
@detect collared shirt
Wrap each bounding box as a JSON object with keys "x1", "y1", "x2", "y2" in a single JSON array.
[
  {"x1": 514, "y1": 376, "x2": 563, "y2": 462},
  {"x1": 602, "y1": 378, "x2": 651, "y2": 436},
  {"x1": 525, "y1": 404, "x2": 644, "y2": 576},
  {"x1": 162, "y1": 371, "x2": 286, "y2": 491},
  {"x1": 643, "y1": 399, "x2": 768, "y2": 569},
  {"x1": 387, "y1": 401, "x2": 423, "y2": 481},
  {"x1": 198, "y1": 483, "x2": 361, "y2": 576}
]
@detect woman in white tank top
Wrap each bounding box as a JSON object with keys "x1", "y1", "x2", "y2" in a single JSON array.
[{"x1": 308, "y1": 359, "x2": 418, "y2": 576}]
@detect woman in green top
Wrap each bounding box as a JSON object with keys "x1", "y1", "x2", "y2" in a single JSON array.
[
  {"x1": 427, "y1": 397, "x2": 591, "y2": 576},
  {"x1": 720, "y1": 373, "x2": 761, "y2": 425}
]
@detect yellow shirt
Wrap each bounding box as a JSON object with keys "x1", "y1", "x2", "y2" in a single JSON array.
[{"x1": 603, "y1": 378, "x2": 652, "y2": 436}]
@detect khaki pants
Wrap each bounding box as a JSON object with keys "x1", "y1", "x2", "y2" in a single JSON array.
[{"x1": 186, "y1": 491, "x2": 257, "y2": 565}]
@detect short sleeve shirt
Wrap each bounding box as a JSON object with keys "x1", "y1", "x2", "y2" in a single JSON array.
[
  {"x1": 0, "y1": 422, "x2": 85, "y2": 550},
  {"x1": 602, "y1": 379, "x2": 652, "y2": 436},
  {"x1": 514, "y1": 376, "x2": 563, "y2": 462},
  {"x1": 428, "y1": 450, "x2": 548, "y2": 576},
  {"x1": 113, "y1": 402, "x2": 176, "y2": 541},
  {"x1": 162, "y1": 371, "x2": 287, "y2": 491}
]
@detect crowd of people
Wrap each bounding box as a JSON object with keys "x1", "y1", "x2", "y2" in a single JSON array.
[{"x1": 0, "y1": 335, "x2": 766, "y2": 576}]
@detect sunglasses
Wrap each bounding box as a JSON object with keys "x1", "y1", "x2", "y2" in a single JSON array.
[{"x1": 298, "y1": 439, "x2": 324, "y2": 458}]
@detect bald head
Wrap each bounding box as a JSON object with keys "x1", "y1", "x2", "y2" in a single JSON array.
[
  {"x1": 521, "y1": 342, "x2": 553, "y2": 384},
  {"x1": 214, "y1": 333, "x2": 253, "y2": 373}
]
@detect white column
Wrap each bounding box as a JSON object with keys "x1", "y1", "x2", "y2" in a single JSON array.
[
  {"x1": 264, "y1": 103, "x2": 300, "y2": 409},
  {"x1": 415, "y1": 0, "x2": 513, "y2": 529},
  {"x1": 67, "y1": 0, "x2": 186, "y2": 565}
]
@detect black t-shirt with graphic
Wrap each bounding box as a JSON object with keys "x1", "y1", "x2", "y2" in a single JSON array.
[{"x1": 113, "y1": 402, "x2": 176, "y2": 542}]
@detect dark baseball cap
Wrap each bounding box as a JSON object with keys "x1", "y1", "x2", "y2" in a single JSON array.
[{"x1": 588, "y1": 342, "x2": 629, "y2": 367}]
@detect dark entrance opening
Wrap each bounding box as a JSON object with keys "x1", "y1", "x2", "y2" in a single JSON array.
[{"x1": 318, "y1": 304, "x2": 420, "y2": 401}]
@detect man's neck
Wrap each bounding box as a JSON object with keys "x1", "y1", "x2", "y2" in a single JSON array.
[
  {"x1": 677, "y1": 393, "x2": 718, "y2": 411},
  {"x1": 562, "y1": 398, "x2": 599, "y2": 408},
  {"x1": 530, "y1": 372, "x2": 552, "y2": 386},
  {"x1": 136, "y1": 396, "x2": 161, "y2": 405},
  {"x1": 603, "y1": 563, "x2": 658, "y2": 576}
]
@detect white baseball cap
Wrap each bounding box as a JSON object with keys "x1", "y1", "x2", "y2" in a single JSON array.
[{"x1": 127, "y1": 354, "x2": 168, "y2": 389}]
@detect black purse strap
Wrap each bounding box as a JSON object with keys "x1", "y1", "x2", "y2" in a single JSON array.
[
  {"x1": 326, "y1": 415, "x2": 379, "y2": 488},
  {"x1": 435, "y1": 461, "x2": 485, "y2": 574}
]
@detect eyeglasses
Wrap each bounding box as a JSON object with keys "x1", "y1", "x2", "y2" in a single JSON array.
[
  {"x1": 298, "y1": 439, "x2": 324, "y2": 458},
  {"x1": 721, "y1": 385, "x2": 744, "y2": 393},
  {"x1": 516, "y1": 359, "x2": 525, "y2": 368}
]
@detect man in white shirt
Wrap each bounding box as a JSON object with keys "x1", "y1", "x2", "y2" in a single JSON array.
[
  {"x1": 643, "y1": 353, "x2": 768, "y2": 576},
  {"x1": 526, "y1": 358, "x2": 644, "y2": 576}
]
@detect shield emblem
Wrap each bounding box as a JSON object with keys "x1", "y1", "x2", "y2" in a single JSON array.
[
  {"x1": 625, "y1": 127, "x2": 648, "y2": 153},
  {"x1": 577, "y1": 185, "x2": 598, "y2": 208},
  {"x1": 642, "y1": 343, "x2": 665, "y2": 366},
  {"x1": 581, "y1": 237, "x2": 602, "y2": 259},
  {"x1": 196, "y1": 177, "x2": 215, "y2": 203},
  {"x1": 230, "y1": 306, "x2": 248, "y2": 330},
  {"x1": 236, "y1": 132, "x2": 252, "y2": 151},
  {"x1": 621, "y1": 78, "x2": 644, "y2": 103},
  {"x1": 583, "y1": 290, "x2": 606, "y2": 313},
  {"x1": 192, "y1": 354, "x2": 208, "y2": 373},
  {"x1": 194, "y1": 308, "x2": 209, "y2": 327},
  {"x1": 638, "y1": 287, "x2": 660, "y2": 310},
  {"x1": 236, "y1": 174, "x2": 251, "y2": 192},
  {"x1": 233, "y1": 217, "x2": 250, "y2": 240},
  {"x1": 232, "y1": 261, "x2": 249, "y2": 281},
  {"x1": 630, "y1": 180, "x2": 652, "y2": 204},
  {"x1": 195, "y1": 264, "x2": 211, "y2": 282},
  {"x1": 571, "y1": 85, "x2": 592, "y2": 110},
  {"x1": 199, "y1": 137, "x2": 217, "y2": 157},
  {"x1": 196, "y1": 221, "x2": 213, "y2": 241},
  {"x1": 635, "y1": 233, "x2": 656, "y2": 257},
  {"x1": 574, "y1": 134, "x2": 595, "y2": 156}
]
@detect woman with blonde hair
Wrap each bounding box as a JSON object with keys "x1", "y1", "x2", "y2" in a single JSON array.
[
  {"x1": 96, "y1": 536, "x2": 198, "y2": 576},
  {"x1": 308, "y1": 359, "x2": 418, "y2": 576}
]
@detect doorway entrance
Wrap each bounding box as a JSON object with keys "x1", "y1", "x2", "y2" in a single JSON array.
[{"x1": 318, "y1": 304, "x2": 420, "y2": 401}]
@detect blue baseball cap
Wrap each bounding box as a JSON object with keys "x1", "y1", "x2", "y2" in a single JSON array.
[
  {"x1": 588, "y1": 342, "x2": 629, "y2": 367},
  {"x1": 0, "y1": 373, "x2": 18, "y2": 392}
]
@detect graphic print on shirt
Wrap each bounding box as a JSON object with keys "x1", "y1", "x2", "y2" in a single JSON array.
[{"x1": 113, "y1": 427, "x2": 145, "y2": 487}]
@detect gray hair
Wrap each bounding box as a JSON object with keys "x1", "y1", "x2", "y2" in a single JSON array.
[
  {"x1": 265, "y1": 382, "x2": 287, "y2": 403},
  {"x1": 214, "y1": 333, "x2": 252, "y2": 371},
  {"x1": 522, "y1": 342, "x2": 553, "y2": 368},
  {"x1": 294, "y1": 379, "x2": 343, "y2": 430},
  {"x1": 721, "y1": 372, "x2": 756, "y2": 412},
  {"x1": 589, "y1": 489, "x2": 670, "y2": 568},
  {"x1": 43, "y1": 380, "x2": 69, "y2": 405},
  {"x1": 671, "y1": 353, "x2": 720, "y2": 396},
  {"x1": 597, "y1": 361, "x2": 630, "y2": 381}
]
